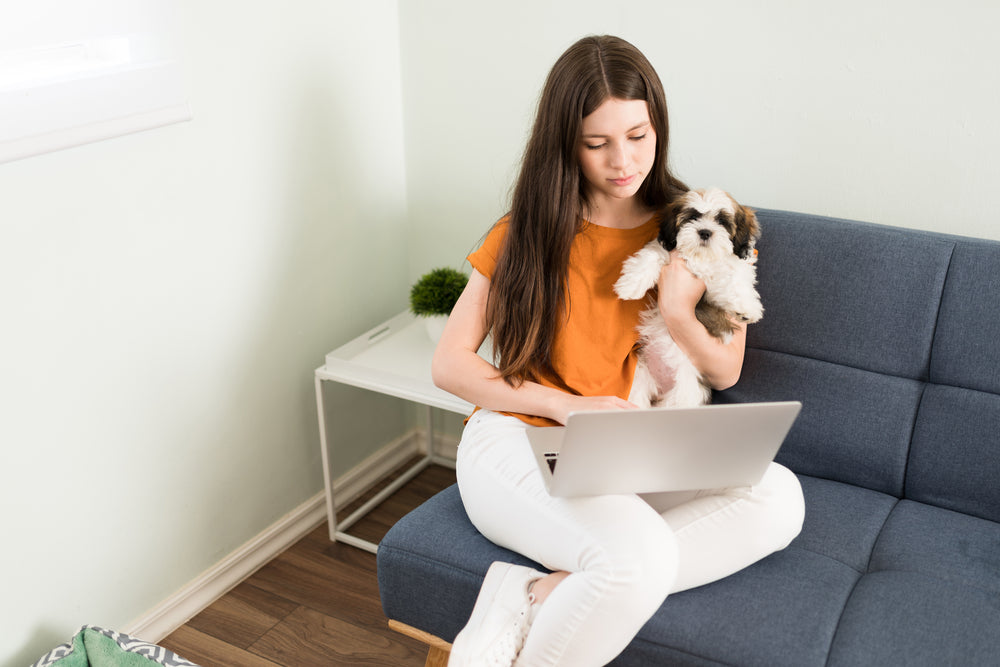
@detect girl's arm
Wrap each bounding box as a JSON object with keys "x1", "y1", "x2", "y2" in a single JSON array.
[
  {"x1": 432, "y1": 269, "x2": 635, "y2": 425},
  {"x1": 656, "y1": 254, "x2": 747, "y2": 390}
]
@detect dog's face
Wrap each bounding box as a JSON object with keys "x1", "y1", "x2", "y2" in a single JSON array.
[{"x1": 658, "y1": 189, "x2": 760, "y2": 260}]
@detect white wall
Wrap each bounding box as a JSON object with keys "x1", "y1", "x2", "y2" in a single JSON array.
[
  {"x1": 0, "y1": 2, "x2": 409, "y2": 664},
  {"x1": 401, "y1": 0, "x2": 1000, "y2": 277}
]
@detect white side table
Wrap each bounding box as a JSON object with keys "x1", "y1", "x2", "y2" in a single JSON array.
[{"x1": 315, "y1": 311, "x2": 484, "y2": 553}]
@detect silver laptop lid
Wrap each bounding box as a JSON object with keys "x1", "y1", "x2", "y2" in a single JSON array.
[{"x1": 528, "y1": 401, "x2": 801, "y2": 497}]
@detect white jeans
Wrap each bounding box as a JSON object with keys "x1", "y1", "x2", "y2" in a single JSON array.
[{"x1": 456, "y1": 410, "x2": 805, "y2": 667}]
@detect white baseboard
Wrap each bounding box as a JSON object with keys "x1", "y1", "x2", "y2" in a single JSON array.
[
  {"x1": 125, "y1": 490, "x2": 328, "y2": 643},
  {"x1": 126, "y1": 427, "x2": 442, "y2": 643}
]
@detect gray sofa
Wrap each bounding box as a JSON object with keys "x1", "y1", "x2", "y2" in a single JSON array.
[{"x1": 377, "y1": 208, "x2": 1000, "y2": 666}]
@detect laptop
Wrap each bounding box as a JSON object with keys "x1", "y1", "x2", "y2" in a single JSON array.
[{"x1": 526, "y1": 401, "x2": 802, "y2": 497}]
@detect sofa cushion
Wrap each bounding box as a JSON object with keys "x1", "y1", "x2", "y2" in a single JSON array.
[
  {"x1": 827, "y1": 573, "x2": 1000, "y2": 666},
  {"x1": 620, "y1": 547, "x2": 857, "y2": 667},
  {"x1": 869, "y1": 499, "x2": 1000, "y2": 594},
  {"x1": 929, "y1": 240, "x2": 1000, "y2": 395},
  {"x1": 907, "y1": 384, "x2": 1000, "y2": 523},
  {"x1": 827, "y1": 500, "x2": 1000, "y2": 664},
  {"x1": 748, "y1": 209, "x2": 952, "y2": 380},
  {"x1": 792, "y1": 476, "x2": 897, "y2": 573},
  {"x1": 30, "y1": 626, "x2": 200, "y2": 667},
  {"x1": 719, "y1": 350, "x2": 921, "y2": 496}
]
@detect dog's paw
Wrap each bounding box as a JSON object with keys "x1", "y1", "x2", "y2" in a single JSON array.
[
  {"x1": 614, "y1": 272, "x2": 651, "y2": 300},
  {"x1": 734, "y1": 300, "x2": 764, "y2": 323},
  {"x1": 614, "y1": 242, "x2": 670, "y2": 300}
]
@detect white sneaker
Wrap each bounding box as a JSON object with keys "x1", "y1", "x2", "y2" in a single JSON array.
[{"x1": 449, "y1": 562, "x2": 543, "y2": 666}]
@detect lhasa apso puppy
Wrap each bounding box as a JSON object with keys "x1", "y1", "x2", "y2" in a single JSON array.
[{"x1": 614, "y1": 188, "x2": 762, "y2": 408}]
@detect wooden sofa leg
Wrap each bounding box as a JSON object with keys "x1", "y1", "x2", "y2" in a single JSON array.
[
  {"x1": 424, "y1": 645, "x2": 451, "y2": 667},
  {"x1": 388, "y1": 619, "x2": 452, "y2": 666}
]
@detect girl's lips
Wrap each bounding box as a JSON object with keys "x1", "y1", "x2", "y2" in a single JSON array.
[{"x1": 610, "y1": 175, "x2": 637, "y2": 187}]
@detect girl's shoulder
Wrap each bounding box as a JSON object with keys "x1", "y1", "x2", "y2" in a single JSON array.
[
  {"x1": 468, "y1": 217, "x2": 512, "y2": 279},
  {"x1": 480, "y1": 216, "x2": 510, "y2": 250}
]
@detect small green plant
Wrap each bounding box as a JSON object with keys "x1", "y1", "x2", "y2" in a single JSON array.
[{"x1": 409, "y1": 267, "x2": 468, "y2": 316}]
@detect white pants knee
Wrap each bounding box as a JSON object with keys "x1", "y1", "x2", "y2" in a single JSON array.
[{"x1": 456, "y1": 410, "x2": 804, "y2": 667}]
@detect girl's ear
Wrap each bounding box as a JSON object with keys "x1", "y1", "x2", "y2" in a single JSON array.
[
  {"x1": 657, "y1": 202, "x2": 681, "y2": 251},
  {"x1": 732, "y1": 205, "x2": 761, "y2": 259}
]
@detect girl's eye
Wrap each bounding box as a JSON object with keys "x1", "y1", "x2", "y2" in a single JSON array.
[
  {"x1": 630, "y1": 134, "x2": 647, "y2": 142},
  {"x1": 585, "y1": 143, "x2": 606, "y2": 151}
]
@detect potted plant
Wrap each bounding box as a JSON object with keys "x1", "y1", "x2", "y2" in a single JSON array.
[{"x1": 409, "y1": 267, "x2": 468, "y2": 341}]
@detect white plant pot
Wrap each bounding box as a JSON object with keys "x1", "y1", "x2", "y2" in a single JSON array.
[{"x1": 423, "y1": 314, "x2": 448, "y2": 343}]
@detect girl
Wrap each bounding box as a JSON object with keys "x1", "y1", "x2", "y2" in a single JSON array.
[{"x1": 432, "y1": 35, "x2": 804, "y2": 667}]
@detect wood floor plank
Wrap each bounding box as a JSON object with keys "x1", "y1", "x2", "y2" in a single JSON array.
[
  {"x1": 185, "y1": 581, "x2": 299, "y2": 649},
  {"x1": 159, "y1": 625, "x2": 283, "y2": 667},
  {"x1": 250, "y1": 605, "x2": 428, "y2": 667},
  {"x1": 250, "y1": 545, "x2": 387, "y2": 628}
]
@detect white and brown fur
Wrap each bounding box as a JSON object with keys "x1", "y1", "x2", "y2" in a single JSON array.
[{"x1": 614, "y1": 188, "x2": 762, "y2": 408}]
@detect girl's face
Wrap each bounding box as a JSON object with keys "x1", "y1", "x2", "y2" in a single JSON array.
[{"x1": 577, "y1": 97, "x2": 657, "y2": 207}]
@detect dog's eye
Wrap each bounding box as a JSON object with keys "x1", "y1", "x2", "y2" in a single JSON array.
[{"x1": 717, "y1": 212, "x2": 734, "y2": 230}]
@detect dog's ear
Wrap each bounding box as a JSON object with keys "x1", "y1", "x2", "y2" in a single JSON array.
[
  {"x1": 732, "y1": 204, "x2": 760, "y2": 259},
  {"x1": 657, "y1": 201, "x2": 682, "y2": 251}
]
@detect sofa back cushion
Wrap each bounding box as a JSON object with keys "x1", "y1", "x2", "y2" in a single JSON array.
[
  {"x1": 926, "y1": 242, "x2": 1000, "y2": 395},
  {"x1": 746, "y1": 210, "x2": 952, "y2": 379},
  {"x1": 718, "y1": 209, "x2": 999, "y2": 510},
  {"x1": 907, "y1": 241, "x2": 1000, "y2": 522}
]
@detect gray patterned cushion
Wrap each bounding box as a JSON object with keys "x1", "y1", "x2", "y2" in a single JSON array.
[{"x1": 30, "y1": 626, "x2": 200, "y2": 667}]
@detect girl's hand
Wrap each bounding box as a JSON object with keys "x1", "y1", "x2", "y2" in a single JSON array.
[
  {"x1": 549, "y1": 394, "x2": 638, "y2": 426},
  {"x1": 657, "y1": 252, "x2": 705, "y2": 318}
]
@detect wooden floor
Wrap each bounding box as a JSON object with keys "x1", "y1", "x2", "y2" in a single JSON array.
[{"x1": 159, "y1": 460, "x2": 456, "y2": 667}]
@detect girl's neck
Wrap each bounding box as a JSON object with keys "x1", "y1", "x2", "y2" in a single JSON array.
[{"x1": 583, "y1": 196, "x2": 654, "y2": 230}]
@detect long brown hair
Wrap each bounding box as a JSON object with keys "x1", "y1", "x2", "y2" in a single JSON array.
[{"x1": 487, "y1": 35, "x2": 688, "y2": 387}]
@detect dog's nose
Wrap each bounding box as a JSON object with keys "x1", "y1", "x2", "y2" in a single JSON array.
[{"x1": 698, "y1": 229, "x2": 713, "y2": 241}]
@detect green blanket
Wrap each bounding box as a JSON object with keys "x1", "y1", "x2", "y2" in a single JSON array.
[{"x1": 31, "y1": 626, "x2": 199, "y2": 667}]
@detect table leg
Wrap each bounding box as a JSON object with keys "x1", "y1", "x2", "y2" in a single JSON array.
[
  {"x1": 316, "y1": 374, "x2": 440, "y2": 553},
  {"x1": 315, "y1": 375, "x2": 338, "y2": 542},
  {"x1": 425, "y1": 404, "x2": 435, "y2": 458}
]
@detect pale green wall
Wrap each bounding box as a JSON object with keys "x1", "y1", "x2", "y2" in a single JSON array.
[{"x1": 0, "y1": 2, "x2": 409, "y2": 664}]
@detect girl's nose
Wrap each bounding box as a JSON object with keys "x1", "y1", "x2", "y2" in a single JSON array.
[{"x1": 608, "y1": 142, "x2": 628, "y2": 169}]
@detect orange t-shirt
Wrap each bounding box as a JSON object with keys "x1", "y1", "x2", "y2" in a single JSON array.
[{"x1": 467, "y1": 216, "x2": 660, "y2": 426}]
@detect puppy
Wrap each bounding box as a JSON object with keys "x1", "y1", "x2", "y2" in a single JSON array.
[{"x1": 614, "y1": 188, "x2": 762, "y2": 408}]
